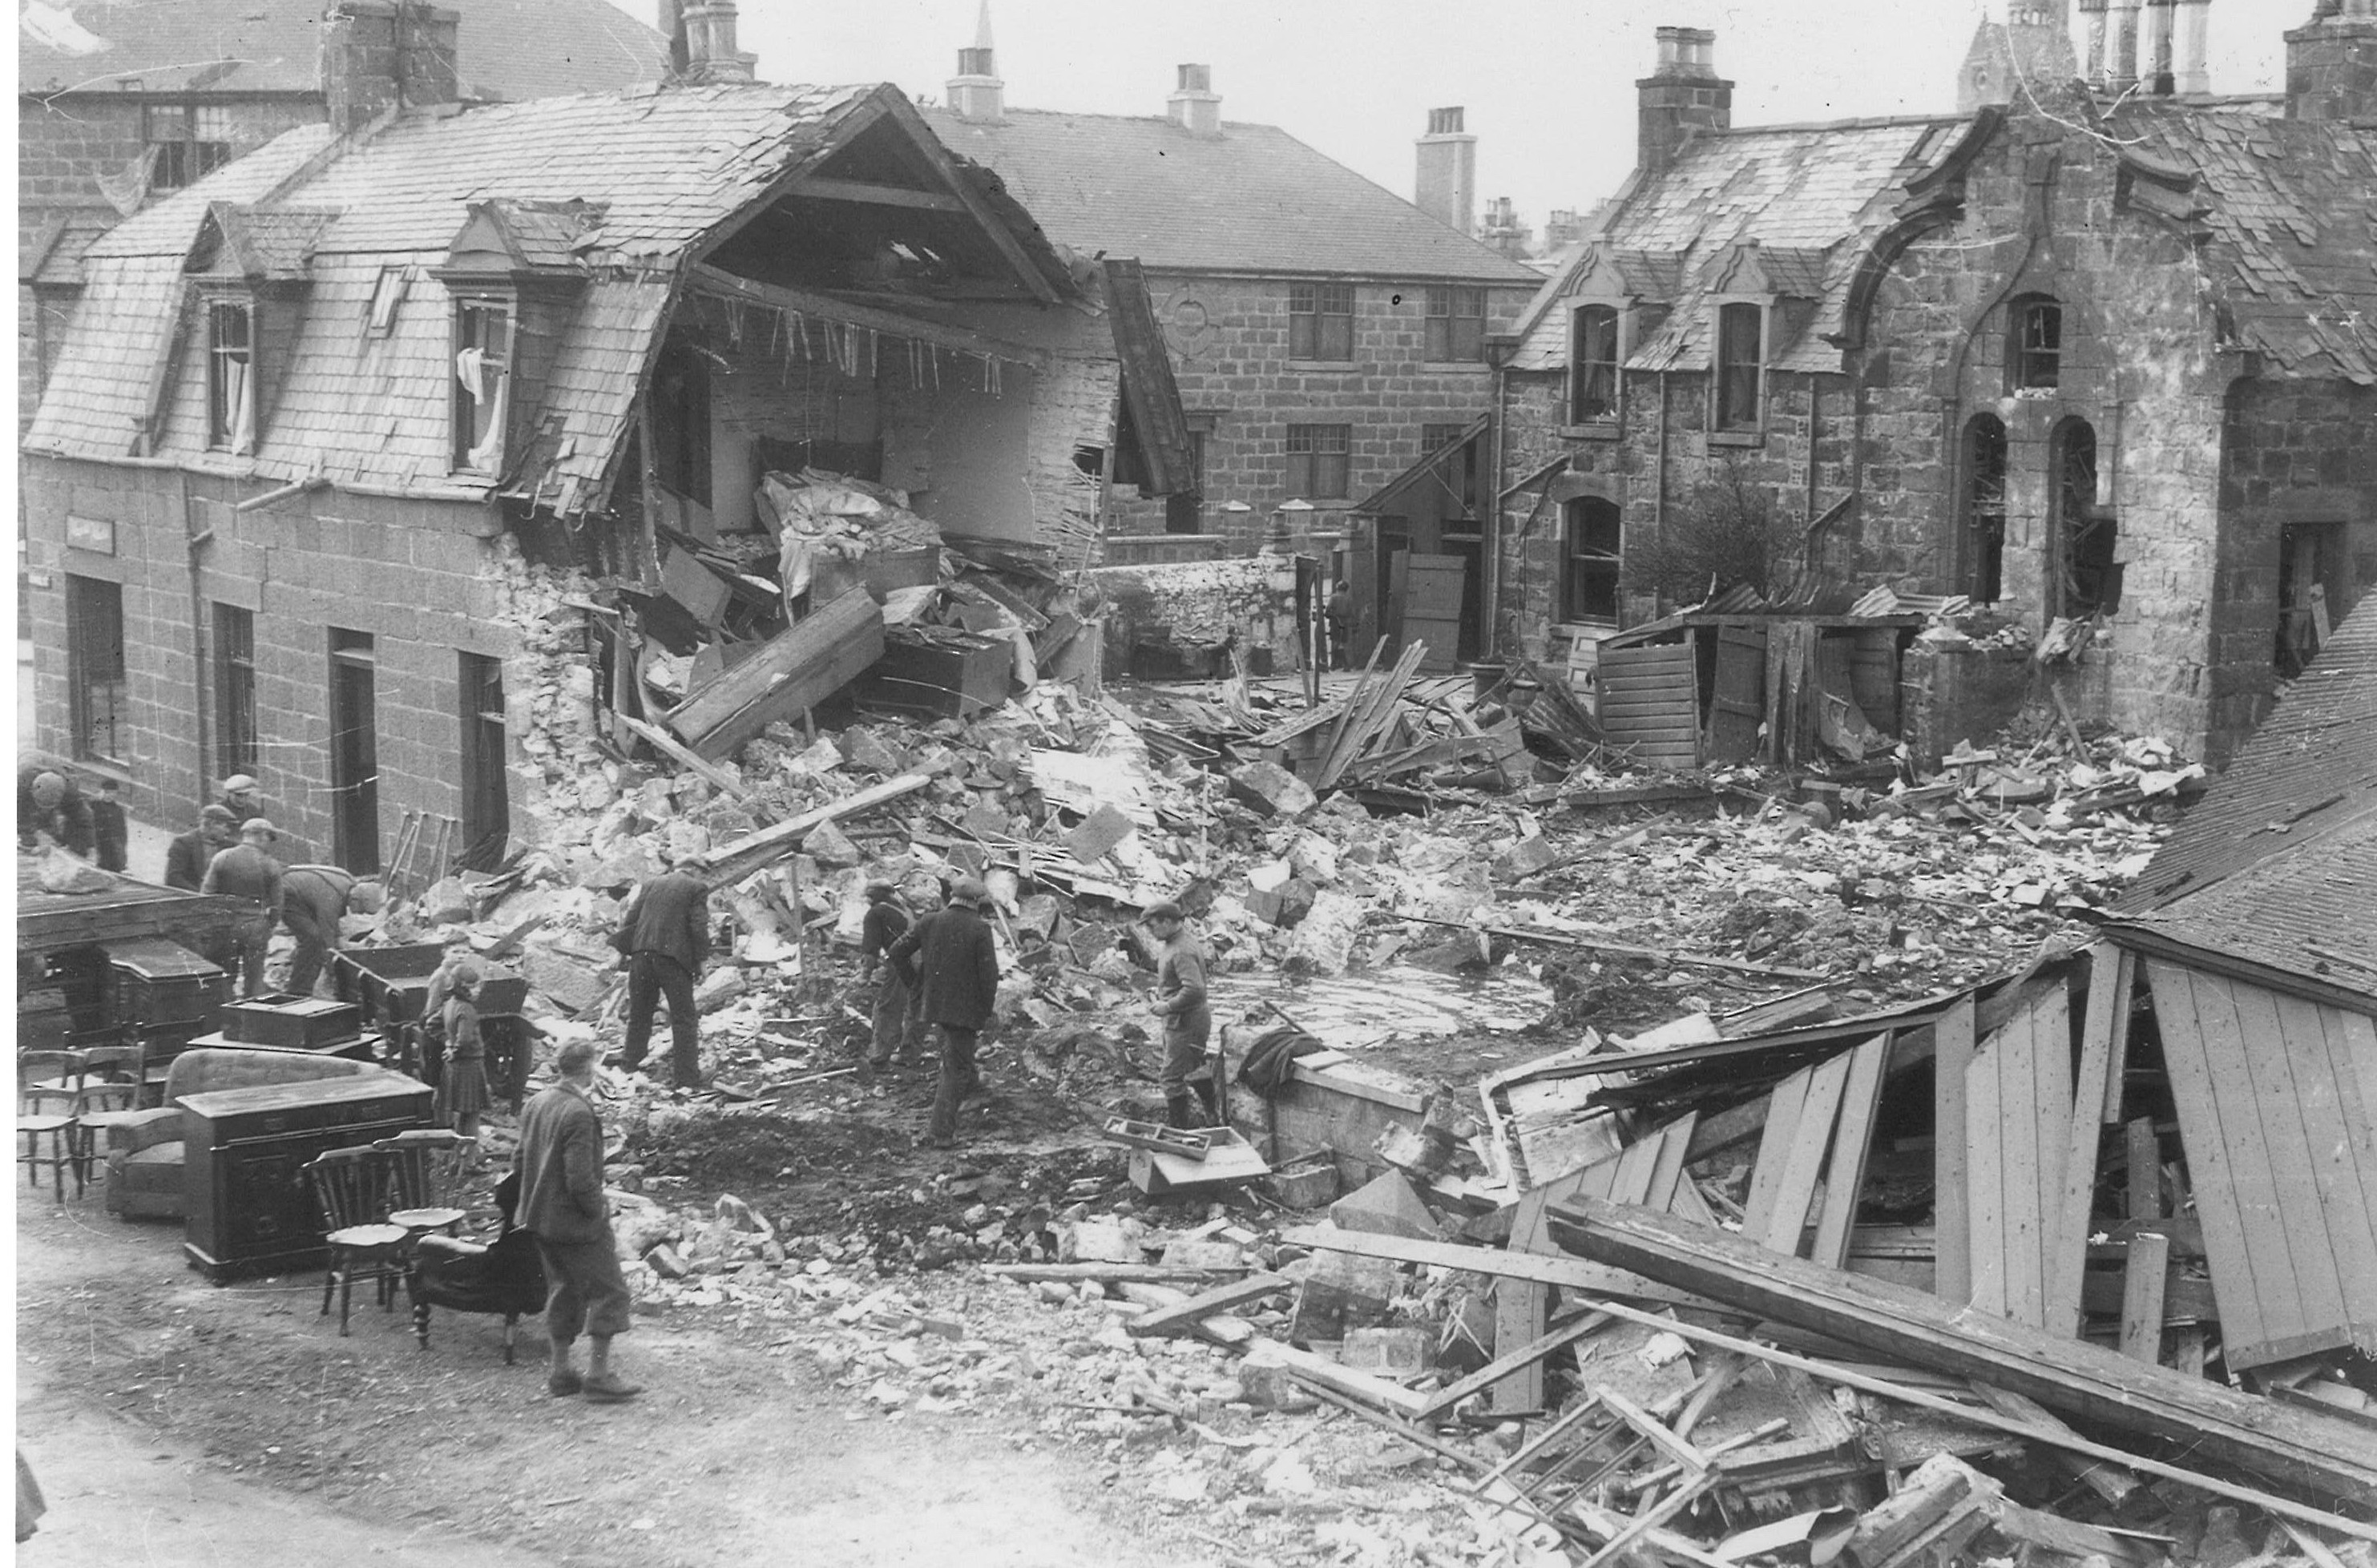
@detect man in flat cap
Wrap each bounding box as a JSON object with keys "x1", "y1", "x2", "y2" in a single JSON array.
[
  {"x1": 165, "y1": 804, "x2": 240, "y2": 892},
  {"x1": 888, "y1": 877, "x2": 1001, "y2": 1150},
  {"x1": 280, "y1": 861, "x2": 385, "y2": 996},
  {"x1": 216, "y1": 774, "x2": 264, "y2": 823},
  {"x1": 16, "y1": 767, "x2": 96, "y2": 858},
  {"x1": 1144, "y1": 901, "x2": 1213, "y2": 1129},
  {"x1": 202, "y1": 818, "x2": 284, "y2": 997},
  {"x1": 858, "y1": 880, "x2": 927, "y2": 1078}
]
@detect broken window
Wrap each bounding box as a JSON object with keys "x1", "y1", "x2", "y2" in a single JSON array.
[
  {"x1": 1963, "y1": 414, "x2": 2008, "y2": 603},
  {"x1": 1571, "y1": 304, "x2": 1620, "y2": 423},
  {"x1": 144, "y1": 103, "x2": 232, "y2": 192},
  {"x1": 2011, "y1": 295, "x2": 2061, "y2": 389},
  {"x1": 1424, "y1": 285, "x2": 1486, "y2": 363},
  {"x1": 1285, "y1": 423, "x2": 1350, "y2": 500},
  {"x1": 366, "y1": 266, "x2": 410, "y2": 336},
  {"x1": 452, "y1": 298, "x2": 512, "y2": 474},
  {"x1": 213, "y1": 603, "x2": 258, "y2": 780},
  {"x1": 2275, "y1": 521, "x2": 2344, "y2": 677},
  {"x1": 66, "y1": 574, "x2": 127, "y2": 763},
  {"x1": 1289, "y1": 281, "x2": 1354, "y2": 361},
  {"x1": 1714, "y1": 302, "x2": 1763, "y2": 432},
  {"x1": 1561, "y1": 498, "x2": 1622, "y2": 623},
  {"x1": 206, "y1": 300, "x2": 255, "y2": 453},
  {"x1": 2052, "y1": 417, "x2": 2119, "y2": 617}
]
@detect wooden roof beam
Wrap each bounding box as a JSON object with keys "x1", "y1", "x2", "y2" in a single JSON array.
[{"x1": 684, "y1": 263, "x2": 1050, "y2": 371}]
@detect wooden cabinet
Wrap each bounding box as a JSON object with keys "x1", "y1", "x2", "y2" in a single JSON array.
[{"x1": 180, "y1": 1077, "x2": 433, "y2": 1281}]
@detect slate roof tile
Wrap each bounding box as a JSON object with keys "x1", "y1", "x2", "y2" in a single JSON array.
[{"x1": 919, "y1": 106, "x2": 1537, "y2": 284}]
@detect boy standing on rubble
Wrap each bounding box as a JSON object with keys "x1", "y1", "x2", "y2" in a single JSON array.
[
  {"x1": 859, "y1": 881, "x2": 926, "y2": 1078},
  {"x1": 1145, "y1": 901, "x2": 1213, "y2": 1129},
  {"x1": 888, "y1": 877, "x2": 1000, "y2": 1150}
]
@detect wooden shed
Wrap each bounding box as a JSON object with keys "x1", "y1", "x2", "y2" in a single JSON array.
[{"x1": 1593, "y1": 611, "x2": 1919, "y2": 772}]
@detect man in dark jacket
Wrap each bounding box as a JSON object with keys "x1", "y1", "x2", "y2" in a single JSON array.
[
  {"x1": 615, "y1": 864, "x2": 712, "y2": 1089},
  {"x1": 515, "y1": 1036, "x2": 639, "y2": 1403},
  {"x1": 200, "y1": 818, "x2": 284, "y2": 997},
  {"x1": 89, "y1": 779, "x2": 128, "y2": 873},
  {"x1": 859, "y1": 881, "x2": 926, "y2": 1074},
  {"x1": 888, "y1": 877, "x2": 1001, "y2": 1149},
  {"x1": 164, "y1": 805, "x2": 239, "y2": 891},
  {"x1": 1145, "y1": 901, "x2": 1213, "y2": 1129},
  {"x1": 16, "y1": 768, "x2": 95, "y2": 857},
  {"x1": 280, "y1": 863, "x2": 384, "y2": 995}
]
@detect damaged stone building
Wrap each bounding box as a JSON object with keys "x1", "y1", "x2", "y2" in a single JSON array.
[
  {"x1": 922, "y1": 8, "x2": 1539, "y2": 663},
  {"x1": 18, "y1": 0, "x2": 668, "y2": 426},
  {"x1": 18, "y1": 6, "x2": 1179, "y2": 871},
  {"x1": 1494, "y1": 2, "x2": 2377, "y2": 765}
]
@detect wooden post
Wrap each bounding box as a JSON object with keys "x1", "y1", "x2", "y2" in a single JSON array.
[
  {"x1": 2127, "y1": 1118, "x2": 2162, "y2": 1220},
  {"x1": 2120, "y1": 1231, "x2": 2170, "y2": 1364}
]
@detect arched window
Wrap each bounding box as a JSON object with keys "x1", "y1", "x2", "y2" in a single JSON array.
[
  {"x1": 1570, "y1": 305, "x2": 1620, "y2": 423},
  {"x1": 2010, "y1": 294, "x2": 2062, "y2": 389},
  {"x1": 1562, "y1": 497, "x2": 1622, "y2": 623},
  {"x1": 2051, "y1": 417, "x2": 2119, "y2": 616},
  {"x1": 1962, "y1": 414, "x2": 2008, "y2": 603}
]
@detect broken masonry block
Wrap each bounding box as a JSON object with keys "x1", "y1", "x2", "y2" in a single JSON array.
[
  {"x1": 1341, "y1": 1327, "x2": 1433, "y2": 1377},
  {"x1": 801, "y1": 819, "x2": 862, "y2": 869},
  {"x1": 1065, "y1": 803, "x2": 1137, "y2": 864},
  {"x1": 644, "y1": 1243, "x2": 688, "y2": 1280},
  {"x1": 1227, "y1": 760, "x2": 1318, "y2": 820},
  {"x1": 1330, "y1": 1170, "x2": 1439, "y2": 1242}
]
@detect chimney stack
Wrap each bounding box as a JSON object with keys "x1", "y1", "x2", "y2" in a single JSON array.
[
  {"x1": 1168, "y1": 63, "x2": 1221, "y2": 136},
  {"x1": 2141, "y1": 0, "x2": 2176, "y2": 92},
  {"x1": 2107, "y1": 0, "x2": 2141, "y2": 88},
  {"x1": 321, "y1": 0, "x2": 461, "y2": 139},
  {"x1": 1414, "y1": 107, "x2": 1477, "y2": 235},
  {"x1": 2078, "y1": 0, "x2": 2109, "y2": 80},
  {"x1": 673, "y1": 0, "x2": 757, "y2": 84},
  {"x1": 948, "y1": 1, "x2": 1003, "y2": 121},
  {"x1": 1636, "y1": 26, "x2": 1730, "y2": 175},
  {"x1": 2286, "y1": 0, "x2": 2377, "y2": 120},
  {"x1": 2173, "y1": 0, "x2": 2211, "y2": 94}
]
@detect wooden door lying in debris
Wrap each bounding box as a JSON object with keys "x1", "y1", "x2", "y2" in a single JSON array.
[
  {"x1": 1705, "y1": 623, "x2": 1766, "y2": 764},
  {"x1": 1402, "y1": 554, "x2": 1465, "y2": 675},
  {"x1": 2145, "y1": 959, "x2": 2377, "y2": 1371},
  {"x1": 1962, "y1": 985, "x2": 2074, "y2": 1329}
]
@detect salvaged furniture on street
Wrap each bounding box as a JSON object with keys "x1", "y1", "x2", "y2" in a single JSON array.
[{"x1": 302, "y1": 1144, "x2": 414, "y2": 1335}]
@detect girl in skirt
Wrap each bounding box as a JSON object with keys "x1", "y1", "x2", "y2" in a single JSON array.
[{"x1": 433, "y1": 961, "x2": 491, "y2": 1139}]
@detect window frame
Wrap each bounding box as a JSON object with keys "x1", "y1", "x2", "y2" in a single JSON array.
[
  {"x1": 1421, "y1": 422, "x2": 1483, "y2": 518},
  {"x1": 1424, "y1": 285, "x2": 1487, "y2": 364},
  {"x1": 65, "y1": 574, "x2": 128, "y2": 765},
  {"x1": 143, "y1": 102, "x2": 232, "y2": 192},
  {"x1": 2010, "y1": 295, "x2": 2062, "y2": 390},
  {"x1": 1284, "y1": 422, "x2": 1352, "y2": 501},
  {"x1": 1288, "y1": 280, "x2": 1355, "y2": 362},
  {"x1": 450, "y1": 295, "x2": 515, "y2": 474},
  {"x1": 1712, "y1": 300, "x2": 1766, "y2": 435},
  {"x1": 213, "y1": 603, "x2": 259, "y2": 780},
  {"x1": 1560, "y1": 497, "x2": 1624, "y2": 625},
  {"x1": 1961, "y1": 414, "x2": 2009, "y2": 605},
  {"x1": 1568, "y1": 303, "x2": 1623, "y2": 427},
  {"x1": 205, "y1": 297, "x2": 256, "y2": 454}
]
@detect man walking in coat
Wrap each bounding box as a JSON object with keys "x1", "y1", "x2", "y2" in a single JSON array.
[
  {"x1": 888, "y1": 877, "x2": 1000, "y2": 1150},
  {"x1": 859, "y1": 881, "x2": 926, "y2": 1076},
  {"x1": 515, "y1": 1037, "x2": 640, "y2": 1403},
  {"x1": 615, "y1": 862, "x2": 712, "y2": 1090},
  {"x1": 201, "y1": 818, "x2": 284, "y2": 997},
  {"x1": 164, "y1": 806, "x2": 239, "y2": 891},
  {"x1": 1144, "y1": 901, "x2": 1213, "y2": 1128},
  {"x1": 280, "y1": 863, "x2": 384, "y2": 995}
]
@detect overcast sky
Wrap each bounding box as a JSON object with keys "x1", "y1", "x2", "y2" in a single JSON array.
[{"x1": 683, "y1": 0, "x2": 2310, "y2": 237}]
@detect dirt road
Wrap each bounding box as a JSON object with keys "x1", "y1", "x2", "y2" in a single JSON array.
[{"x1": 14, "y1": 1195, "x2": 1202, "y2": 1567}]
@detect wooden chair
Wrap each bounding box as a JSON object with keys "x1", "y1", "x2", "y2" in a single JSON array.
[
  {"x1": 300, "y1": 1146, "x2": 411, "y2": 1336},
  {"x1": 67, "y1": 1042, "x2": 143, "y2": 1187},
  {"x1": 17, "y1": 1050, "x2": 83, "y2": 1203}
]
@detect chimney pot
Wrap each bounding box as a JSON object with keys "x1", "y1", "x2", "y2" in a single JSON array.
[
  {"x1": 2173, "y1": 0, "x2": 2210, "y2": 94},
  {"x1": 1636, "y1": 26, "x2": 1730, "y2": 175},
  {"x1": 1168, "y1": 63, "x2": 1221, "y2": 135}
]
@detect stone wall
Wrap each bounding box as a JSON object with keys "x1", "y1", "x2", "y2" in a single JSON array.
[
  {"x1": 18, "y1": 455, "x2": 597, "y2": 865},
  {"x1": 18, "y1": 94, "x2": 321, "y2": 425},
  {"x1": 1085, "y1": 554, "x2": 1302, "y2": 679},
  {"x1": 1110, "y1": 271, "x2": 1534, "y2": 553}
]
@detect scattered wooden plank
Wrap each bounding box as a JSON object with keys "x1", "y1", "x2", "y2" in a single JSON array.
[
  {"x1": 1124, "y1": 1272, "x2": 1290, "y2": 1339},
  {"x1": 1595, "y1": 1385, "x2": 1709, "y2": 1475},
  {"x1": 1812, "y1": 1034, "x2": 1891, "y2": 1268},
  {"x1": 1390, "y1": 910, "x2": 1825, "y2": 979},
  {"x1": 1758, "y1": 1049, "x2": 1854, "y2": 1255},
  {"x1": 1414, "y1": 1310, "x2": 1611, "y2": 1422},
  {"x1": 2048, "y1": 944, "x2": 2131, "y2": 1336},
  {"x1": 1841, "y1": 1456, "x2": 1983, "y2": 1568},
  {"x1": 1491, "y1": 1280, "x2": 1551, "y2": 1414},
  {"x1": 1577, "y1": 1472, "x2": 1721, "y2": 1568},
  {"x1": 1940, "y1": 995, "x2": 1977, "y2": 1311},
  {"x1": 667, "y1": 587, "x2": 885, "y2": 761},
  {"x1": 1741, "y1": 1066, "x2": 1812, "y2": 1244},
  {"x1": 1248, "y1": 1339, "x2": 1427, "y2": 1420},
  {"x1": 2121, "y1": 1231, "x2": 2171, "y2": 1364},
  {"x1": 980, "y1": 1261, "x2": 1251, "y2": 1284},
  {"x1": 696, "y1": 771, "x2": 935, "y2": 881},
  {"x1": 2127, "y1": 1117, "x2": 2164, "y2": 1221},
  {"x1": 618, "y1": 713, "x2": 757, "y2": 803},
  {"x1": 1278, "y1": 1221, "x2": 2377, "y2": 1539},
  {"x1": 1967, "y1": 1383, "x2": 2141, "y2": 1506}
]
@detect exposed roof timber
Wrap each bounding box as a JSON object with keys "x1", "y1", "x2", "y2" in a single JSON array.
[
  {"x1": 685, "y1": 263, "x2": 1050, "y2": 370},
  {"x1": 783, "y1": 175, "x2": 966, "y2": 213}
]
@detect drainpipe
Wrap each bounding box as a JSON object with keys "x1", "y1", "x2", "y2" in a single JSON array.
[
  {"x1": 1804, "y1": 371, "x2": 1822, "y2": 569},
  {"x1": 1652, "y1": 371, "x2": 1670, "y2": 610},
  {"x1": 1485, "y1": 353, "x2": 1507, "y2": 655},
  {"x1": 181, "y1": 472, "x2": 213, "y2": 804}
]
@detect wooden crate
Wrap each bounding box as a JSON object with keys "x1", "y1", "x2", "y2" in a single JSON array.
[{"x1": 858, "y1": 631, "x2": 1012, "y2": 720}]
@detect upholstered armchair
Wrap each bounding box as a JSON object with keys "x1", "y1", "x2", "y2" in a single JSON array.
[{"x1": 103, "y1": 1048, "x2": 393, "y2": 1219}]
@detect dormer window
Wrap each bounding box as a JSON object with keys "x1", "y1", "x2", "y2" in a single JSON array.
[
  {"x1": 1570, "y1": 304, "x2": 1621, "y2": 424},
  {"x1": 453, "y1": 297, "x2": 513, "y2": 474},
  {"x1": 2011, "y1": 295, "x2": 2061, "y2": 389},
  {"x1": 206, "y1": 300, "x2": 256, "y2": 454},
  {"x1": 1714, "y1": 301, "x2": 1764, "y2": 433}
]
